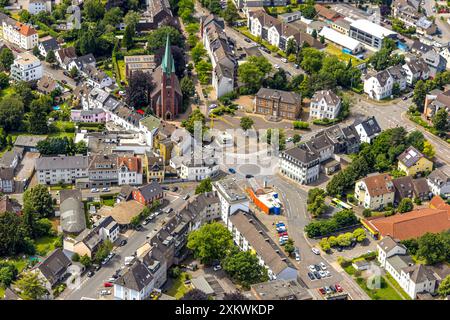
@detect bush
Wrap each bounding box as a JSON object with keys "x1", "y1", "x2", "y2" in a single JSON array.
[
  {"x1": 293, "y1": 121, "x2": 310, "y2": 130},
  {"x1": 72, "y1": 253, "x2": 80, "y2": 262},
  {"x1": 362, "y1": 209, "x2": 372, "y2": 218}
]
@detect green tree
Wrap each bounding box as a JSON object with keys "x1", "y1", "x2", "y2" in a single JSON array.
[
  {"x1": 0, "y1": 212, "x2": 30, "y2": 256},
  {"x1": 28, "y1": 96, "x2": 52, "y2": 134},
  {"x1": 222, "y1": 250, "x2": 269, "y2": 289},
  {"x1": 181, "y1": 288, "x2": 209, "y2": 300},
  {"x1": 69, "y1": 66, "x2": 78, "y2": 78},
  {"x1": 80, "y1": 254, "x2": 92, "y2": 268},
  {"x1": 238, "y1": 56, "x2": 272, "y2": 93},
  {"x1": 180, "y1": 76, "x2": 195, "y2": 98},
  {"x1": 413, "y1": 79, "x2": 428, "y2": 112},
  {"x1": 147, "y1": 26, "x2": 183, "y2": 53},
  {"x1": 265, "y1": 128, "x2": 286, "y2": 151},
  {"x1": 0, "y1": 48, "x2": 14, "y2": 71},
  {"x1": 307, "y1": 188, "x2": 327, "y2": 217},
  {"x1": 123, "y1": 24, "x2": 135, "y2": 50},
  {"x1": 397, "y1": 198, "x2": 413, "y2": 213},
  {"x1": 45, "y1": 50, "x2": 56, "y2": 64},
  {"x1": 0, "y1": 96, "x2": 24, "y2": 132},
  {"x1": 319, "y1": 238, "x2": 331, "y2": 251},
  {"x1": 181, "y1": 108, "x2": 206, "y2": 134},
  {"x1": 438, "y1": 275, "x2": 450, "y2": 296},
  {"x1": 353, "y1": 228, "x2": 366, "y2": 242},
  {"x1": 416, "y1": 232, "x2": 447, "y2": 265},
  {"x1": 13, "y1": 81, "x2": 34, "y2": 108},
  {"x1": 125, "y1": 70, "x2": 153, "y2": 108},
  {"x1": 432, "y1": 108, "x2": 448, "y2": 134},
  {"x1": 195, "y1": 177, "x2": 212, "y2": 194},
  {"x1": 221, "y1": 1, "x2": 239, "y2": 24},
  {"x1": 285, "y1": 38, "x2": 297, "y2": 56},
  {"x1": 191, "y1": 42, "x2": 207, "y2": 64},
  {"x1": 102, "y1": 7, "x2": 123, "y2": 27},
  {"x1": 362, "y1": 208, "x2": 372, "y2": 218},
  {"x1": 240, "y1": 116, "x2": 254, "y2": 131},
  {"x1": 14, "y1": 272, "x2": 48, "y2": 300},
  {"x1": 94, "y1": 240, "x2": 113, "y2": 264},
  {"x1": 0, "y1": 263, "x2": 18, "y2": 287},
  {"x1": 293, "y1": 134, "x2": 301, "y2": 143},
  {"x1": 83, "y1": 0, "x2": 105, "y2": 21},
  {"x1": 300, "y1": 48, "x2": 324, "y2": 74},
  {"x1": 284, "y1": 238, "x2": 295, "y2": 256},
  {"x1": 23, "y1": 184, "x2": 55, "y2": 220},
  {"x1": 124, "y1": 10, "x2": 140, "y2": 30},
  {"x1": 187, "y1": 222, "x2": 233, "y2": 264},
  {"x1": 336, "y1": 233, "x2": 353, "y2": 247},
  {"x1": 422, "y1": 141, "x2": 435, "y2": 158}
]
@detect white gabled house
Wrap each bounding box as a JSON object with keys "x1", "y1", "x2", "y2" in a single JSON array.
[{"x1": 402, "y1": 59, "x2": 430, "y2": 85}]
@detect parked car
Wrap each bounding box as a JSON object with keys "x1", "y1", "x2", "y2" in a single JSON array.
[
  {"x1": 213, "y1": 265, "x2": 222, "y2": 271},
  {"x1": 183, "y1": 194, "x2": 190, "y2": 200},
  {"x1": 335, "y1": 284, "x2": 343, "y2": 292},
  {"x1": 324, "y1": 270, "x2": 331, "y2": 277},
  {"x1": 119, "y1": 240, "x2": 127, "y2": 247},
  {"x1": 295, "y1": 252, "x2": 300, "y2": 261},
  {"x1": 278, "y1": 231, "x2": 288, "y2": 237},
  {"x1": 87, "y1": 271, "x2": 95, "y2": 277},
  {"x1": 274, "y1": 64, "x2": 280, "y2": 69},
  {"x1": 307, "y1": 272, "x2": 315, "y2": 280},
  {"x1": 336, "y1": 246, "x2": 343, "y2": 252},
  {"x1": 244, "y1": 37, "x2": 251, "y2": 43},
  {"x1": 325, "y1": 286, "x2": 332, "y2": 294},
  {"x1": 313, "y1": 271, "x2": 321, "y2": 279},
  {"x1": 245, "y1": 174, "x2": 254, "y2": 179},
  {"x1": 318, "y1": 287, "x2": 326, "y2": 295},
  {"x1": 102, "y1": 187, "x2": 110, "y2": 192},
  {"x1": 319, "y1": 270, "x2": 326, "y2": 278},
  {"x1": 61, "y1": 79, "x2": 67, "y2": 84},
  {"x1": 329, "y1": 285, "x2": 337, "y2": 293},
  {"x1": 94, "y1": 264, "x2": 101, "y2": 271},
  {"x1": 135, "y1": 225, "x2": 143, "y2": 231},
  {"x1": 103, "y1": 282, "x2": 113, "y2": 288},
  {"x1": 100, "y1": 289, "x2": 111, "y2": 296},
  {"x1": 314, "y1": 265, "x2": 321, "y2": 272},
  {"x1": 320, "y1": 262, "x2": 327, "y2": 270},
  {"x1": 312, "y1": 248, "x2": 320, "y2": 255},
  {"x1": 281, "y1": 58, "x2": 287, "y2": 63},
  {"x1": 309, "y1": 265, "x2": 316, "y2": 272},
  {"x1": 162, "y1": 186, "x2": 169, "y2": 190},
  {"x1": 171, "y1": 186, "x2": 178, "y2": 192},
  {"x1": 107, "y1": 277, "x2": 116, "y2": 283},
  {"x1": 228, "y1": 168, "x2": 236, "y2": 174},
  {"x1": 143, "y1": 218, "x2": 151, "y2": 225},
  {"x1": 91, "y1": 188, "x2": 99, "y2": 193}
]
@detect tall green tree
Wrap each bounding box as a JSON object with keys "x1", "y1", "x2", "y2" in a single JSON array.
[
  {"x1": 14, "y1": 272, "x2": 48, "y2": 300},
  {"x1": 0, "y1": 96, "x2": 24, "y2": 132},
  {"x1": 28, "y1": 96, "x2": 52, "y2": 134},
  {"x1": 416, "y1": 233, "x2": 448, "y2": 265},
  {"x1": 195, "y1": 177, "x2": 212, "y2": 194},
  {"x1": 23, "y1": 184, "x2": 55, "y2": 220},
  {"x1": 0, "y1": 48, "x2": 14, "y2": 71},
  {"x1": 432, "y1": 108, "x2": 448, "y2": 134},
  {"x1": 123, "y1": 24, "x2": 135, "y2": 50},
  {"x1": 240, "y1": 116, "x2": 254, "y2": 131},
  {"x1": 83, "y1": 0, "x2": 105, "y2": 21},
  {"x1": 180, "y1": 76, "x2": 195, "y2": 98},
  {"x1": 397, "y1": 198, "x2": 414, "y2": 213},
  {"x1": 222, "y1": 250, "x2": 269, "y2": 289}
]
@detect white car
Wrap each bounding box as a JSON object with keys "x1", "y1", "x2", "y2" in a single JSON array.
[
  {"x1": 100, "y1": 290, "x2": 111, "y2": 296},
  {"x1": 324, "y1": 270, "x2": 331, "y2": 277},
  {"x1": 309, "y1": 265, "x2": 316, "y2": 272},
  {"x1": 91, "y1": 188, "x2": 99, "y2": 193},
  {"x1": 312, "y1": 248, "x2": 320, "y2": 255},
  {"x1": 281, "y1": 58, "x2": 287, "y2": 63},
  {"x1": 213, "y1": 265, "x2": 222, "y2": 271},
  {"x1": 102, "y1": 187, "x2": 110, "y2": 192},
  {"x1": 295, "y1": 252, "x2": 300, "y2": 261},
  {"x1": 274, "y1": 64, "x2": 280, "y2": 69},
  {"x1": 319, "y1": 271, "x2": 326, "y2": 278},
  {"x1": 320, "y1": 262, "x2": 327, "y2": 270}
]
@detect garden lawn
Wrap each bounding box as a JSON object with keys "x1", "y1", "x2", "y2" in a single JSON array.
[
  {"x1": 325, "y1": 44, "x2": 365, "y2": 66},
  {"x1": 385, "y1": 273, "x2": 412, "y2": 300},
  {"x1": 0, "y1": 287, "x2": 4, "y2": 299},
  {"x1": 117, "y1": 59, "x2": 126, "y2": 83},
  {"x1": 166, "y1": 273, "x2": 191, "y2": 299},
  {"x1": 35, "y1": 236, "x2": 58, "y2": 257},
  {"x1": 353, "y1": 275, "x2": 404, "y2": 300}
]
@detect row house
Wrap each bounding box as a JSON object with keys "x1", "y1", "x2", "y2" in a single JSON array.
[
  {"x1": 38, "y1": 36, "x2": 59, "y2": 58},
  {"x1": 83, "y1": 64, "x2": 114, "y2": 89},
  {"x1": 202, "y1": 15, "x2": 237, "y2": 98},
  {"x1": 402, "y1": 58, "x2": 430, "y2": 85},
  {"x1": 118, "y1": 156, "x2": 143, "y2": 186},
  {"x1": 88, "y1": 154, "x2": 119, "y2": 187},
  {"x1": 70, "y1": 108, "x2": 109, "y2": 123},
  {"x1": 0, "y1": 13, "x2": 38, "y2": 50},
  {"x1": 392, "y1": 175, "x2": 431, "y2": 204},
  {"x1": 179, "y1": 157, "x2": 220, "y2": 181}
]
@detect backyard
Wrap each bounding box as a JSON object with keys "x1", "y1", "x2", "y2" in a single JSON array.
[
  {"x1": 165, "y1": 272, "x2": 191, "y2": 299},
  {"x1": 35, "y1": 235, "x2": 60, "y2": 257}
]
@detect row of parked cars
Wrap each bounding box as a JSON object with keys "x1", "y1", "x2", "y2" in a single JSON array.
[
  {"x1": 318, "y1": 284, "x2": 343, "y2": 296},
  {"x1": 308, "y1": 262, "x2": 331, "y2": 281},
  {"x1": 276, "y1": 222, "x2": 289, "y2": 246}
]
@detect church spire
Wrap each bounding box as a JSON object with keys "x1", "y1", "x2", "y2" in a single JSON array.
[{"x1": 162, "y1": 35, "x2": 175, "y2": 75}]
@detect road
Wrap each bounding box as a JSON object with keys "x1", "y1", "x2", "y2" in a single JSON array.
[{"x1": 62, "y1": 185, "x2": 195, "y2": 300}]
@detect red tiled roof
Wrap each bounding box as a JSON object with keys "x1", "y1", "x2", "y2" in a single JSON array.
[
  {"x1": 314, "y1": 4, "x2": 341, "y2": 20},
  {"x1": 15, "y1": 22, "x2": 37, "y2": 36},
  {"x1": 429, "y1": 195, "x2": 450, "y2": 210},
  {"x1": 117, "y1": 156, "x2": 142, "y2": 174}
]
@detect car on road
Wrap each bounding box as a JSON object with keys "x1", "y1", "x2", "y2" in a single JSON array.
[
  {"x1": 312, "y1": 248, "x2": 320, "y2": 255},
  {"x1": 87, "y1": 271, "x2": 95, "y2": 277},
  {"x1": 335, "y1": 284, "x2": 343, "y2": 292},
  {"x1": 101, "y1": 258, "x2": 109, "y2": 265},
  {"x1": 135, "y1": 225, "x2": 143, "y2": 231},
  {"x1": 285, "y1": 137, "x2": 293, "y2": 143},
  {"x1": 118, "y1": 90, "x2": 125, "y2": 96},
  {"x1": 164, "y1": 207, "x2": 173, "y2": 214},
  {"x1": 295, "y1": 252, "x2": 300, "y2": 261},
  {"x1": 94, "y1": 264, "x2": 101, "y2": 271},
  {"x1": 320, "y1": 262, "x2": 327, "y2": 270},
  {"x1": 183, "y1": 194, "x2": 190, "y2": 200},
  {"x1": 245, "y1": 174, "x2": 254, "y2": 179},
  {"x1": 119, "y1": 239, "x2": 127, "y2": 246},
  {"x1": 261, "y1": 48, "x2": 270, "y2": 54},
  {"x1": 274, "y1": 64, "x2": 280, "y2": 69},
  {"x1": 244, "y1": 37, "x2": 251, "y2": 43},
  {"x1": 143, "y1": 218, "x2": 151, "y2": 225},
  {"x1": 104, "y1": 282, "x2": 113, "y2": 287},
  {"x1": 228, "y1": 168, "x2": 236, "y2": 174},
  {"x1": 294, "y1": 64, "x2": 299, "y2": 69},
  {"x1": 336, "y1": 246, "x2": 343, "y2": 252},
  {"x1": 90, "y1": 188, "x2": 99, "y2": 193},
  {"x1": 318, "y1": 287, "x2": 326, "y2": 295},
  {"x1": 171, "y1": 186, "x2": 179, "y2": 192},
  {"x1": 107, "y1": 277, "x2": 116, "y2": 283},
  {"x1": 100, "y1": 289, "x2": 111, "y2": 296},
  {"x1": 307, "y1": 272, "x2": 315, "y2": 280},
  {"x1": 213, "y1": 265, "x2": 222, "y2": 271},
  {"x1": 102, "y1": 187, "x2": 110, "y2": 192},
  {"x1": 281, "y1": 58, "x2": 287, "y2": 63}
]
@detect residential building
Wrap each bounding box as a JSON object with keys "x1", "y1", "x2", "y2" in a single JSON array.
[
  {"x1": 117, "y1": 156, "x2": 143, "y2": 186},
  {"x1": 202, "y1": 15, "x2": 236, "y2": 98},
  {"x1": 251, "y1": 279, "x2": 313, "y2": 300},
  {"x1": 427, "y1": 169, "x2": 450, "y2": 197},
  {"x1": 145, "y1": 155, "x2": 165, "y2": 183},
  {"x1": 70, "y1": 108, "x2": 109, "y2": 123},
  {"x1": 67, "y1": 54, "x2": 96, "y2": 73},
  {"x1": 138, "y1": 0, "x2": 175, "y2": 32},
  {"x1": 309, "y1": 90, "x2": 342, "y2": 120},
  {"x1": 279, "y1": 146, "x2": 320, "y2": 185},
  {"x1": 397, "y1": 146, "x2": 433, "y2": 176},
  {"x1": 55, "y1": 47, "x2": 77, "y2": 69},
  {"x1": 377, "y1": 235, "x2": 407, "y2": 267},
  {"x1": 14, "y1": 135, "x2": 47, "y2": 152},
  {"x1": 114, "y1": 260, "x2": 155, "y2": 300},
  {"x1": 35, "y1": 156, "x2": 89, "y2": 185},
  {"x1": 83, "y1": 65, "x2": 113, "y2": 89},
  {"x1": 354, "y1": 173, "x2": 395, "y2": 210},
  {"x1": 95, "y1": 215, "x2": 120, "y2": 243},
  {"x1": 38, "y1": 36, "x2": 59, "y2": 58},
  {"x1": 34, "y1": 248, "x2": 71, "y2": 293},
  {"x1": 88, "y1": 154, "x2": 118, "y2": 187},
  {"x1": 213, "y1": 178, "x2": 249, "y2": 224},
  {"x1": 149, "y1": 36, "x2": 182, "y2": 120},
  {"x1": 392, "y1": 176, "x2": 415, "y2": 204},
  {"x1": 27, "y1": 0, "x2": 52, "y2": 15},
  {"x1": 402, "y1": 59, "x2": 430, "y2": 85},
  {"x1": 179, "y1": 157, "x2": 219, "y2": 181},
  {"x1": 10, "y1": 52, "x2": 42, "y2": 82},
  {"x1": 314, "y1": 4, "x2": 342, "y2": 22},
  {"x1": 124, "y1": 55, "x2": 156, "y2": 80},
  {"x1": 279, "y1": 11, "x2": 302, "y2": 24},
  {"x1": 228, "y1": 211, "x2": 297, "y2": 281},
  {"x1": 410, "y1": 40, "x2": 433, "y2": 55},
  {"x1": 412, "y1": 178, "x2": 431, "y2": 201},
  {"x1": 392, "y1": 0, "x2": 436, "y2": 35},
  {"x1": 0, "y1": 13, "x2": 38, "y2": 49},
  {"x1": 319, "y1": 124, "x2": 361, "y2": 155},
  {"x1": 422, "y1": 50, "x2": 447, "y2": 77},
  {"x1": 363, "y1": 69, "x2": 393, "y2": 100},
  {"x1": 179, "y1": 192, "x2": 221, "y2": 225},
  {"x1": 0, "y1": 196, "x2": 21, "y2": 215},
  {"x1": 0, "y1": 168, "x2": 14, "y2": 193},
  {"x1": 37, "y1": 75, "x2": 62, "y2": 95},
  {"x1": 439, "y1": 46, "x2": 450, "y2": 70},
  {"x1": 423, "y1": 89, "x2": 450, "y2": 123},
  {"x1": 139, "y1": 115, "x2": 161, "y2": 149},
  {"x1": 132, "y1": 180, "x2": 164, "y2": 206},
  {"x1": 254, "y1": 88, "x2": 302, "y2": 121},
  {"x1": 354, "y1": 116, "x2": 381, "y2": 143},
  {"x1": 0, "y1": 147, "x2": 23, "y2": 170},
  {"x1": 349, "y1": 19, "x2": 397, "y2": 50}
]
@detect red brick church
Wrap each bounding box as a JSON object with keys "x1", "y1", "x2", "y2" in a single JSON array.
[{"x1": 149, "y1": 35, "x2": 182, "y2": 120}]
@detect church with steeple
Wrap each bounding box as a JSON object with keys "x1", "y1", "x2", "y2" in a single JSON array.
[{"x1": 149, "y1": 35, "x2": 182, "y2": 120}]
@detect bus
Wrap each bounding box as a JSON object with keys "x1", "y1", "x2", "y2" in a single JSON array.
[{"x1": 331, "y1": 198, "x2": 352, "y2": 210}]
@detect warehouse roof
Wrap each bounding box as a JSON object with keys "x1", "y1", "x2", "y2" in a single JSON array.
[
  {"x1": 350, "y1": 19, "x2": 397, "y2": 39},
  {"x1": 319, "y1": 27, "x2": 362, "y2": 51}
]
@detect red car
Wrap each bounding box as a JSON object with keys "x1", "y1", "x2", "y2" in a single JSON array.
[
  {"x1": 278, "y1": 231, "x2": 288, "y2": 237},
  {"x1": 318, "y1": 288, "x2": 326, "y2": 295},
  {"x1": 335, "y1": 284, "x2": 343, "y2": 292},
  {"x1": 104, "y1": 282, "x2": 113, "y2": 288}
]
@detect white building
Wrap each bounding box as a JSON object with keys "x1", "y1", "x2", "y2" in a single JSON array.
[
  {"x1": 114, "y1": 260, "x2": 154, "y2": 300},
  {"x1": 213, "y1": 178, "x2": 249, "y2": 224},
  {"x1": 427, "y1": 169, "x2": 450, "y2": 198},
  {"x1": 95, "y1": 216, "x2": 120, "y2": 243},
  {"x1": 354, "y1": 173, "x2": 395, "y2": 210},
  {"x1": 117, "y1": 156, "x2": 143, "y2": 186},
  {"x1": 35, "y1": 156, "x2": 89, "y2": 185},
  {"x1": 364, "y1": 70, "x2": 393, "y2": 100},
  {"x1": 0, "y1": 13, "x2": 38, "y2": 50},
  {"x1": 279, "y1": 146, "x2": 320, "y2": 185},
  {"x1": 38, "y1": 36, "x2": 59, "y2": 58},
  {"x1": 228, "y1": 211, "x2": 298, "y2": 281},
  {"x1": 309, "y1": 90, "x2": 342, "y2": 120},
  {"x1": 377, "y1": 236, "x2": 437, "y2": 299},
  {"x1": 349, "y1": 19, "x2": 397, "y2": 50},
  {"x1": 10, "y1": 52, "x2": 42, "y2": 82},
  {"x1": 179, "y1": 158, "x2": 219, "y2": 181},
  {"x1": 319, "y1": 26, "x2": 364, "y2": 54},
  {"x1": 27, "y1": 0, "x2": 52, "y2": 15},
  {"x1": 354, "y1": 116, "x2": 381, "y2": 144},
  {"x1": 402, "y1": 59, "x2": 430, "y2": 85}
]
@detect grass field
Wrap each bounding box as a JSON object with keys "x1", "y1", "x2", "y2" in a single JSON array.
[
  {"x1": 384, "y1": 273, "x2": 412, "y2": 300},
  {"x1": 35, "y1": 236, "x2": 58, "y2": 257},
  {"x1": 166, "y1": 273, "x2": 191, "y2": 299},
  {"x1": 355, "y1": 276, "x2": 405, "y2": 300},
  {"x1": 325, "y1": 44, "x2": 366, "y2": 66}
]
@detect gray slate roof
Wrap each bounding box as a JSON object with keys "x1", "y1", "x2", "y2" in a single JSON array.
[
  {"x1": 137, "y1": 180, "x2": 164, "y2": 201},
  {"x1": 60, "y1": 197, "x2": 86, "y2": 234},
  {"x1": 116, "y1": 260, "x2": 153, "y2": 291},
  {"x1": 36, "y1": 156, "x2": 89, "y2": 171},
  {"x1": 37, "y1": 248, "x2": 72, "y2": 286}
]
